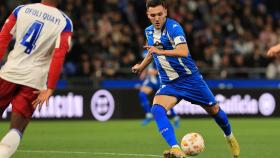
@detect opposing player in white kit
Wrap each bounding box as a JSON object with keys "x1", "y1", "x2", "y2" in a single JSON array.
[{"x1": 0, "y1": 0, "x2": 73, "y2": 157}]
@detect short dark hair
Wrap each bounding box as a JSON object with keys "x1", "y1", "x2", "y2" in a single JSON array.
[
  {"x1": 146, "y1": 0, "x2": 166, "y2": 9},
  {"x1": 41, "y1": 0, "x2": 58, "y2": 5}
]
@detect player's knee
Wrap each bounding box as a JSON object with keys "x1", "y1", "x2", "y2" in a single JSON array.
[
  {"x1": 140, "y1": 86, "x2": 153, "y2": 94},
  {"x1": 10, "y1": 113, "x2": 30, "y2": 134},
  {"x1": 209, "y1": 104, "x2": 220, "y2": 115},
  {"x1": 138, "y1": 91, "x2": 147, "y2": 98},
  {"x1": 204, "y1": 104, "x2": 220, "y2": 115},
  {"x1": 151, "y1": 104, "x2": 166, "y2": 116}
]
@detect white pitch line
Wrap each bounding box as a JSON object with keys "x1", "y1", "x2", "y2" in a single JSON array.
[{"x1": 17, "y1": 150, "x2": 162, "y2": 157}]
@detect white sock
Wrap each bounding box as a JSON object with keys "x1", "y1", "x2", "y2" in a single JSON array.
[
  {"x1": 0, "y1": 129, "x2": 21, "y2": 158},
  {"x1": 146, "y1": 112, "x2": 153, "y2": 118},
  {"x1": 226, "y1": 132, "x2": 234, "y2": 139},
  {"x1": 173, "y1": 116, "x2": 180, "y2": 121},
  {"x1": 172, "y1": 145, "x2": 180, "y2": 148}
]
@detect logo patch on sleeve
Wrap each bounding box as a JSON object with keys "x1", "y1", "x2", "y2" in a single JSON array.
[{"x1": 180, "y1": 36, "x2": 186, "y2": 42}]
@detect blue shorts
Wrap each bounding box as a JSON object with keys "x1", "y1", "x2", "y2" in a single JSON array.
[
  {"x1": 156, "y1": 73, "x2": 216, "y2": 106},
  {"x1": 142, "y1": 75, "x2": 160, "y2": 91}
]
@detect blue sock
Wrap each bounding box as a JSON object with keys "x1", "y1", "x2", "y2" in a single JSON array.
[
  {"x1": 169, "y1": 108, "x2": 177, "y2": 117},
  {"x1": 138, "y1": 91, "x2": 151, "y2": 113},
  {"x1": 213, "y1": 108, "x2": 232, "y2": 136},
  {"x1": 151, "y1": 104, "x2": 178, "y2": 147}
]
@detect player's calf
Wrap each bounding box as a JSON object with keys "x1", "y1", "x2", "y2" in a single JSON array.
[
  {"x1": 151, "y1": 105, "x2": 178, "y2": 146},
  {"x1": 205, "y1": 105, "x2": 232, "y2": 136}
]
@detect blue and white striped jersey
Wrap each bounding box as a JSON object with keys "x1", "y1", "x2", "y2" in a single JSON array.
[{"x1": 145, "y1": 18, "x2": 198, "y2": 84}]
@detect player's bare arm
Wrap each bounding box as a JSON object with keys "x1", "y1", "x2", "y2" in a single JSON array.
[
  {"x1": 132, "y1": 52, "x2": 153, "y2": 74},
  {"x1": 267, "y1": 44, "x2": 280, "y2": 57},
  {"x1": 144, "y1": 44, "x2": 188, "y2": 57}
]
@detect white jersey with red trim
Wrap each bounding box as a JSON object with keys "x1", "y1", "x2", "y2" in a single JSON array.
[{"x1": 0, "y1": 3, "x2": 73, "y2": 90}]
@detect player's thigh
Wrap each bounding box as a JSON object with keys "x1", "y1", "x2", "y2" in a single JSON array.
[
  {"x1": 140, "y1": 86, "x2": 153, "y2": 94},
  {"x1": 11, "y1": 85, "x2": 38, "y2": 120},
  {"x1": 153, "y1": 95, "x2": 178, "y2": 111},
  {"x1": 178, "y1": 78, "x2": 217, "y2": 107},
  {"x1": 0, "y1": 78, "x2": 18, "y2": 111}
]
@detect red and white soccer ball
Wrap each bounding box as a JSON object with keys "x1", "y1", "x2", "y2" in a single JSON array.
[{"x1": 181, "y1": 132, "x2": 205, "y2": 156}]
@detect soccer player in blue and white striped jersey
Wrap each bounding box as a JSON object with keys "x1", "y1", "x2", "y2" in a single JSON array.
[{"x1": 132, "y1": 0, "x2": 240, "y2": 157}]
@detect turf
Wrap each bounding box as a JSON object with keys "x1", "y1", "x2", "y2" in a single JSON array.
[{"x1": 0, "y1": 118, "x2": 279, "y2": 158}]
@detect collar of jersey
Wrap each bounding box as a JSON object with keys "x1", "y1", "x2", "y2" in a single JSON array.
[{"x1": 41, "y1": 2, "x2": 56, "y2": 7}]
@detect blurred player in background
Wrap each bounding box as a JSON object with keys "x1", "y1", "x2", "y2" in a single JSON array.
[
  {"x1": 132, "y1": 0, "x2": 240, "y2": 157},
  {"x1": 267, "y1": 44, "x2": 280, "y2": 57},
  {"x1": 138, "y1": 60, "x2": 180, "y2": 127},
  {"x1": 0, "y1": 0, "x2": 73, "y2": 157}
]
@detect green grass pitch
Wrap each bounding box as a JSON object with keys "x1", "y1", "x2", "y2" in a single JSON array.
[{"x1": 0, "y1": 118, "x2": 279, "y2": 158}]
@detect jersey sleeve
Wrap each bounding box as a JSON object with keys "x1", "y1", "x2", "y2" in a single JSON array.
[
  {"x1": 47, "y1": 32, "x2": 72, "y2": 89},
  {"x1": 0, "y1": 14, "x2": 17, "y2": 60},
  {"x1": 145, "y1": 27, "x2": 154, "y2": 46},
  {"x1": 12, "y1": 5, "x2": 24, "y2": 19},
  {"x1": 168, "y1": 23, "x2": 187, "y2": 46},
  {"x1": 47, "y1": 14, "x2": 73, "y2": 89},
  {"x1": 0, "y1": 5, "x2": 24, "y2": 61},
  {"x1": 62, "y1": 14, "x2": 73, "y2": 33}
]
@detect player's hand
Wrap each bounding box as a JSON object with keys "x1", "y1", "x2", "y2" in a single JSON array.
[
  {"x1": 144, "y1": 46, "x2": 163, "y2": 55},
  {"x1": 132, "y1": 64, "x2": 144, "y2": 74},
  {"x1": 32, "y1": 89, "x2": 54, "y2": 110},
  {"x1": 267, "y1": 44, "x2": 280, "y2": 57}
]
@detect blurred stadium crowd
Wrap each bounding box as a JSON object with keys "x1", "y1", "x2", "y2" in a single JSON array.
[{"x1": 1, "y1": 0, "x2": 280, "y2": 80}]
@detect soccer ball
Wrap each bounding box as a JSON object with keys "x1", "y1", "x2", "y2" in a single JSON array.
[{"x1": 181, "y1": 132, "x2": 205, "y2": 156}]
